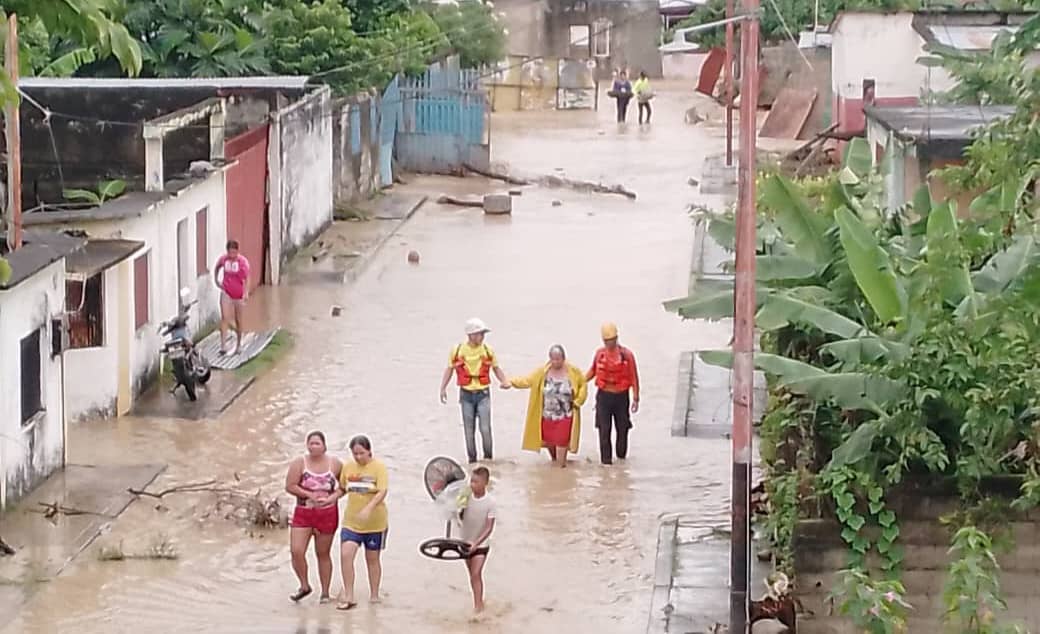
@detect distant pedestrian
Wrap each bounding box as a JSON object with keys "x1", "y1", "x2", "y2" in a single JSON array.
[
  {"x1": 586, "y1": 323, "x2": 641, "y2": 465},
  {"x1": 509, "y1": 344, "x2": 587, "y2": 468},
  {"x1": 458, "y1": 466, "x2": 496, "y2": 614},
  {"x1": 439, "y1": 318, "x2": 511, "y2": 464},
  {"x1": 634, "y1": 71, "x2": 654, "y2": 124},
  {"x1": 610, "y1": 70, "x2": 632, "y2": 123},
  {"x1": 337, "y1": 435, "x2": 388, "y2": 610},
  {"x1": 213, "y1": 239, "x2": 250, "y2": 355},
  {"x1": 285, "y1": 431, "x2": 342, "y2": 604}
]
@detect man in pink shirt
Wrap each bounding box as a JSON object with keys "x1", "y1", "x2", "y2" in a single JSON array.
[{"x1": 213, "y1": 239, "x2": 250, "y2": 355}]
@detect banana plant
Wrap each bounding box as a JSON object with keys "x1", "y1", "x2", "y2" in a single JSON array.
[{"x1": 0, "y1": 257, "x2": 10, "y2": 286}]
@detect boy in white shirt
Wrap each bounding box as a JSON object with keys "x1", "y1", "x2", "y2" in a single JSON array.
[{"x1": 459, "y1": 466, "x2": 496, "y2": 613}]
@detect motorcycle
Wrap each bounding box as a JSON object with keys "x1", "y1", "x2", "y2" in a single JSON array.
[{"x1": 160, "y1": 288, "x2": 212, "y2": 402}]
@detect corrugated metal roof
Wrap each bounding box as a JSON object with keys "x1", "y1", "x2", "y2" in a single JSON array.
[
  {"x1": 19, "y1": 76, "x2": 313, "y2": 90},
  {"x1": 865, "y1": 104, "x2": 1015, "y2": 142}
]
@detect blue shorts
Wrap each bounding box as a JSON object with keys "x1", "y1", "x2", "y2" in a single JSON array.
[{"x1": 340, "y1": 527, "x2": 387, "y2": 551}]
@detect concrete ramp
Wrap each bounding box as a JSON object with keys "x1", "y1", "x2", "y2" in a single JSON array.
[{"x1": 196, "y1": 328, "x2": 279, "y2": 371}]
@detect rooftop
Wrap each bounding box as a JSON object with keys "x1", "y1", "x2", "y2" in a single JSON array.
[
  {"x1": 0, "y1": 230, "x2": 85, "y2": 290},
  {"x1": 865, "y1": 104, "x2": 1015, "y2": 143},
  {"x1": 65, "y1": 239, "x2": 145, "y2": 277}
]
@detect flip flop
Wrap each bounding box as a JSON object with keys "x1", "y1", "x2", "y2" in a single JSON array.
[
  {"x1": 336, "y1": 601, "x2": 358, "y2": 611},
  {"x1": 290, "y1": 587, "x2": 313, "y2": 602}
]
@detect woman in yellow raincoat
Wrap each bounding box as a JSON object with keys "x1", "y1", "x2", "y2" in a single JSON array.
[{"x1": 510, "y1": 345, "x2": 588, "y2": 468}]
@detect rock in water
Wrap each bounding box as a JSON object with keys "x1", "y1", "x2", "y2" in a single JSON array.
[
  {"x1": 482, "y1": 194, "x2": 512, "y2": 215},
  {"x1": 407, "y1": 250, "x2": 420, "y2": 264}
]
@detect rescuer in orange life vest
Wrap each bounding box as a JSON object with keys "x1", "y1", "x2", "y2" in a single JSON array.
[
  {"x1": 439, "y1": 318, "x2": 511, "y2": 464},
  {"x1": 586, "y1": 322, "x2": 641, "y2": 465}
]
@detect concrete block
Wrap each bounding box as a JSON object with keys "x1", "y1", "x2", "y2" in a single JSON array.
[
  {"x1": 901, "y1": 544, "x2": 950, "y2": 570},
  {"x1": 901, "y1": 569, "x2": 945, "y2": 596},
  {"x1": 752, "y1": 618, "x2": 790, "y2": 633},
  {"x1": 482, "y1": 193, "x2": 512, "y2": 214},
  {"x1": 899, "y1": 520, "x2": 952, "y2": 546}
]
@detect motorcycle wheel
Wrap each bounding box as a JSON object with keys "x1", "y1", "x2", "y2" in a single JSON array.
[{"x1": 172, "y1": 359, "x2": 198, "y2": 402}]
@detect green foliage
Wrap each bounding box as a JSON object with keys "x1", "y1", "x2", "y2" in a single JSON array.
[
  {"x1": 669, "y1": 0, "x2": 920, "y2": 48},
  {"x1": 342, "y1": 0, "x2": 412, "y2": 34},
  {"x1": 426, "y1": 0, "x2": 505, "y2": 68},
  {"x1": 942, "y1": 526, "x2": 1025, "y2": 633},
  {"x1": 0, "y1": 256, "x2": 10, "y2": 286},
  {"x1": 829, "y1": 568, "x2": 912, "y2": 634},
  {"x1": 63, "y1": 179, "x2": 127, "y2": 205}
]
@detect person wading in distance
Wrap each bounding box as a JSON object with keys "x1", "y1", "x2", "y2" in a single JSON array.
[
  {"x1": 439, "y1": 318, "x2": 511, "y2": 464},
  {"x1": 586, "y1": 322, "x2": 641, "y2": 465}
]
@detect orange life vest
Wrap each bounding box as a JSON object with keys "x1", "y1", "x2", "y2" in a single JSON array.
[
  {"x1": 453, "y1": 343, "x2": 492, "y2": 387},
  {"x1": 595, "y1": 346, "x2": 633, "y2": 392}
]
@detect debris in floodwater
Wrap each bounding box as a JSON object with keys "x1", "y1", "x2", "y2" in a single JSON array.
[
  {"x1": 331, "y1": 305, "x2": 343, "y2": 317},
  {"x1": 552, "y1": 200, "x2": 562, "y2": 207},
  {"x1": 407, "y1": 250, "x2": 420, "y2": 264},
  {"x1": 0, "y1": 536, "x2": 14, "y2": 556},
  {"x1": 688, "y1": 177, "x2": 700, "y2": 187},
  {"x1": 437, "y1": 195, "x2": 484, "y2": 208}
]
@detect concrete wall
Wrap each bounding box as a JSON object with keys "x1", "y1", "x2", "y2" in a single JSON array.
[
  {"x1": 332, "y1": 93, "x2": 382, "y2": 208},
  {"x1": 497, "y1": 0, "x2": 550, "y2": 56},
  {"x1": 761, "y1": 44, "x2": 833, "y2": 134},
  {"x1": 62, "y1": 264, "x2": 123, "y2": 421},
  {"x1": 794, "y1": 494, "x2": 1040, "y2": 633},
  {"x1": 663, "y1": 52, "x2": 709, "y2": 81},
  {"x1": 831, "y1": 13, "x2": 953, "y2": 135},
  {"x1": 546, "y1": 0, "x2": 664, "y2": 79},
  {"x1": 0, "y1": 261, "x2": 66, "y2": 510},
  {"x1": 25, "y1": 172, "x2": 227, "y2": 404},
  {"x1": 269, "y1": 87, "x2": 334, "y2": 280},
  {"x1": 12, "y1": 85, "x2": 301, "y2": 207}
]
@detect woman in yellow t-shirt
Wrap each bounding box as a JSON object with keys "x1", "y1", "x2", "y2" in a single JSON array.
[{"x1": 336, "y1": 435, "x2": 389, "y2": 610}]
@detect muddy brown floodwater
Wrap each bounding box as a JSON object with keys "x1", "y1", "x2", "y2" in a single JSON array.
[{"x1": 4, "y1": 84, "x2": 736, "y2": 634}]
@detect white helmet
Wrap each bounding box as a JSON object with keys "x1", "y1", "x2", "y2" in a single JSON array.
[{"x1": 464, "y1": 318, "x2": 490, "y2": 335}]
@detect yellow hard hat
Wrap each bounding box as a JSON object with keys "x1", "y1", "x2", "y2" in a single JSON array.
[{"x1": 601, "y1": 322, "x2": 619, "y2": 340}]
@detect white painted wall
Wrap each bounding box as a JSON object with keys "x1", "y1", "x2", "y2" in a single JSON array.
[
  {"x1": 63, "y1": 266, "x2": 119, "y2": 421},
  {"x1": 270, "y1": 87, "x2": 334, "y2": 276},
  {"x1": 38, "y1": 171, "x2": 227, "y2": 406},
  {"x1": 832, "y1": 13, "x2": 956, "y2": 100},
  {"x1": 0, "y1": 261, "x2": 66, "y2": 509}
]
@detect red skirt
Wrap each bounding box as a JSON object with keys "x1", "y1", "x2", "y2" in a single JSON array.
[
  {"x1": 541, "y1": 416, "x2": 573, "y2": 448},
  {"x1": 291, "y1": 504, "x2": 339, "y2": 535}
]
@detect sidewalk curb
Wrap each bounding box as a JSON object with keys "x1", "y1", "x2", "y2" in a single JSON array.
[
  {"x1": 343, "y1": 193, "x2": 428, "y2": 285},
  {"x1": 672, "y1": 351, "x2": 695, "y2": 437},
  {"x1": 647, "y1": 517, "x2": 679, "y2": 634}
]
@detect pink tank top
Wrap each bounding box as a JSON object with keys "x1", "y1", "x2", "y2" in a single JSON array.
[{"x1": 297, "y1": 467, "x2": 336, "y2": 505}]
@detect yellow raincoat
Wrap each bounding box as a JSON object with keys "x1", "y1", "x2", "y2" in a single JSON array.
[{"x1": 511, "y1": 363, "x2": 588, "y2": 454}]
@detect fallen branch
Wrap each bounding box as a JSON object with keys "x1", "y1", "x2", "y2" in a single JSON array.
[
  {"x1": 464, "y1": 164, "x2": 530, "y2": 185},
  {"x1": 786, "y1": 122, "x2": 838, "y2": 159},
  {"x1": 535, "y1": 174, "x2": 637, "y2": 200},
  {"x1": 127, "y1": 479, "x2": 221, "y2": 499},
  {"x1": 32, "y1": 501, "x2": 118, "y2": 520},
  {"x1": 437, "y1": 195, "x2": 484, "y2": 208}
]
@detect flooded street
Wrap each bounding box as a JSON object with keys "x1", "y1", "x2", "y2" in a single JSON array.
[{"x1": 3, "y1": 84, "x2": 734, "y2": 634}]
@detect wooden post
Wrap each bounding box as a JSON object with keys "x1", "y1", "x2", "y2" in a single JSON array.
[
  {"x1": 731, "y1": 1, "x2": 760, "y2": 631},
  {"x1": 4, "y1": 13, "x2": 22, "y2": 250}
]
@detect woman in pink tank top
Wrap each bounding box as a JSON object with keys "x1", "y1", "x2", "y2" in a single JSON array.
[{"x1": 284, "y1": 431, "x2": 343, "y2": 603}]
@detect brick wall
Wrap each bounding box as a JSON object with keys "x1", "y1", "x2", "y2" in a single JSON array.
[{"x1": 793, "y1": 491, "x2": 1040, "y2": 633}]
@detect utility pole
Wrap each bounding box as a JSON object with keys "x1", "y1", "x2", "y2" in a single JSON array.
[
  {"x1": 4, "y1": 13, "x2": 22, "y2": 250},
  {"x1": 730, "y1": 0, "x2": 759, "y2": 631},
  {"x1": 724, "y1": 0, "x2": 735, "y2": 166}
]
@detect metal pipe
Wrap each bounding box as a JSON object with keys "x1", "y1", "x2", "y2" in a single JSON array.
[
  {"x1": 4, "y1": 14, "x2": 22, "y2": 250},
  {"x1": 730, "y1": 0, "x2": 760, "y2": 630},
  {"x1": 725, "y1": 0, "x2": 735, "y2": 166}
]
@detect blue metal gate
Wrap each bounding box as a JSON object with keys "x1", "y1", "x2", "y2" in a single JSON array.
[{"x1": 395, "y1": 58, "x2": 490, "y2": 174}]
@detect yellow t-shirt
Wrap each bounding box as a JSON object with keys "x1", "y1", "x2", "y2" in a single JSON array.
[
  {"x1": 449, "y1": 342, "x2": 498, "y2": 392},
  {"x1": 339, "y1": 458, "x2": 389, "y2": 533},
  {"x1": 633, "y1": 77, "x2": 650, "y2": 95}
]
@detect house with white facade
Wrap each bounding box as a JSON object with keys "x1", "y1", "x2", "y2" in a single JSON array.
[
  {"x1": 0, "y1": 231, "x2": 82, "y2": 509},
  {"x1": 24, "y1": 99, "x2": 231, "y2": 418},
  {"x1": 830, "y1": 10, "x2": 1039, "y2": 136}
]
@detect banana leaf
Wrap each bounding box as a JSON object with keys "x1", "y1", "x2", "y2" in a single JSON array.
[
  {"x1": 835, "y1": 206, "x2": 906, "y2": 324},
  {"x1": 760, "y1": 174, "x2": 833, "y2": 268},
  {"x1": 755, "y1": 294, "x2": 869, "y2": 338},
  {"x1": 756, "y1": 254, "x2": 818, "y2": 281},
  {"x1": 0, "y1": 257, "x2": 10, "y2": 286},
  {"x1": 820, "y1": 337, "x2": 910, "y2": 369},
  {"x1": 925, "y1": 201, "x2": 973, "y2": 309},
  {"x1": 972, "y1": 233, "x2": 1039, "y2": 296},
  {"x1": 829, "y1": 421, "x2": 882, "y2": 469}
]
